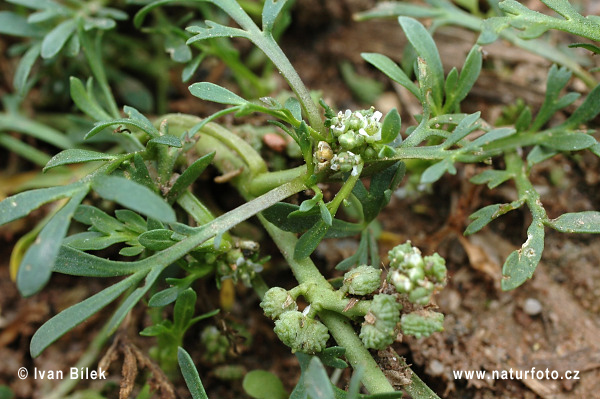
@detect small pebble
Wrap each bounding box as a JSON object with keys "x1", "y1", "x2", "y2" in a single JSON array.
[
  {"x1": 429, "y1": 359, "x2": 445, "y2": 376},
  {"x1": 523, "y1": 298, "x2": 542, "y2": 316}
]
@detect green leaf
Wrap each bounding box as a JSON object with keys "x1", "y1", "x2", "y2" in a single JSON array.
[
  {"x1": 186, "y1": 21, "x2": 250, "y2": 44},
  {"x1": 64, "y1": 231, "x2": 129, "y2": 250},
  {"x1": 398, "y1": 17, "x2": 444, "y2": 108},
  {"x1": 14, "y1": 43, "x2": 41, "y2": 95},
  {"x1": 104, "y1": 266, "x2": 164, "y2": 335},
  {"x1": 469, "y1": 127, "x2": 515, "y2": 147},
  {"x1": 0, "y1": 183, "x2": 82, "y2": 227},
  {"x1": 0, "y1": 114, "x2": 73, "y2": 149},
  {"x1": 189, "y1": 82, "x2": 248, "y2": 106},
  {"x1": 527, "y1": 145, "x2": 557, "y2": 165},
  {"x1": 549, "y1": 211, "x2": 600, "y2": 233},
  {"x1": 138, "y1": 229, "x2": 177, "y2": 251},
  {"x1": 178, "y1": 347, "x2": 209, "y2": 399},
  {"x1": 420, "y1": 159, "x2": 456, "y2": 184},
  {"x1": 284, "y1": 97, "x2": 302, "y2": 122},
  {"x1": 317, "y1": 346, "x2": 348, "y2": 369},
  {"x1": 450, "y1": 45, "x2": 482, "y2": 109},
  {"x1": 243, "y1": 370, "x2": 287, "y2": 399},
  {"x1": 0, "y1": 11, "x2": 42, "y2": 36},
  {"x1": 501, "y1": 221, "x2": 544, "y2": 290},
  {"x1": 140, "y1": 323, "x2": 171, "y2": 337},
  {"x1": 531, "y1": 65, "x2": 575, "y2": 131},
  {"x1": 562, "y1": 83, "x2": 600, "y2": 128},
  {"x1": 444, "y1": 68, "x2": 458, "y2": 100},
  {"x1": 124, "y1": 105, "x2": 159, "y2": 137},
  {"x1": 167, "y1": 152, "x2": 215, "y2": 203},
  {"x1": 361, "y1": 53, "x2": 421, "y2": 100},
  {"x1": 133, "y1": 0, "x2": 176, "y2": 28},
  {"x1": 44, "y1": 149, "x2": 118, "y2": 171},
  {"x1": 262, "y1": 0, "x2": 291, "y2": 34},
  {"x1": 41, "y1": 19, "x2": 76, "y2": 59},
  {"x1": 17, "y1": 188, "x2": 87, "y2": 296},
  {"x1": 30, "y1": 267, "x2": 145, "y2": 357},
  {"x1": 54, "y1": 245, "x2": 144, "y2": 277},
  {"x1": 173, "y1": 288, "x2": 197, "y2": 331},
  {"x1": 465, "y1": 200, "x2": 523, "y2": 235},
  {"x1": 470, "y1": 170, "x2": 512, "y2": 189},
  {"x1": 304, "y1": 357, "x2": 335, "y2": 399},
  {"x1": 294, "y1": 220, "x2": 329, "y2": 260},
  {"x1": 92, "y1": 175, "x2": 176, "y2": 223},
  {"x1": 318, "y1": 201, "x2": 332, "y2": 226},
  {"x1": 541, "y1": 133, "x2": 597, "y2": 151},
  {"x1": 69, "y1": 77, "x2": 111, "y2": 121},
  {"x1": 568, "y1": 42, "x2": 600, "y2": 54},
  {"x1": 515, "y1": 106, "x2": 532, "y2": 132},
  {"x1": 444, "y1": 112, "x2": 481, "y2": 149},
  {"x1": 148, "y1": 134, "x2": 182, "y2": 148},
  {"x1": 74, "y1": 204, "x2": 124, "y2": 233},
  {"x1": 379, "y1": 108, "x2": 401, "y2": 144}
]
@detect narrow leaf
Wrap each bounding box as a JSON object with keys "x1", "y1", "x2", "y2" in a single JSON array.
[
  {"x1": 361, "y1": 53, "x2": 420, "y2": 100},
  {"x1": 470, "y1": 170, "x2": 512, "y2": 189},
  {"x1": 167, "y1": 152, "x2": 215, "y2": 203},
  {"x1": 178, "y1": 347, "x2": 209, "y2": 399},
  {"x1": 399, "y1": 17, "x2": 444, "y2": 107},
  {"x1": 41, "y1": 19, "x2": 76, "y2": 59},
  {"x1": 186, "y1": 21, "x2": 250, "y2": 44},
  {"x1": 294, "y1": 220, "x2": 329, "y2": 260},
  {"x1": 17, "y1": 189, "x2": 88, "y2": 296},
  {"x1": 44, "y1": 149, "x2": 118, "y2": 171},
  {"x1": 54, "y1": 245, "x2": 144, "y2": 277},
  {"x1": 262, "y1": 0, "x2": 291, "y2": 34},
  {"x1": 0, "y1": 183, "x2": 82, "y2": 226},
  {"x1": 318, "y1": 201, "x2": 332, "y2": 226},
  {"x1": 0, "y1": 11, "x2": 42, "y2": 36},
  {"x1": 14, "y1": 43, "x2": 41, "y2": 95},
  {"x1": 304, "y1": 357, "x2": 335, "y2": 399},
  {"x1": 92, "y1": 175, "x2": 176, "y2": 223},
  {"x1": 138, "y1": 229, "x2": 177, "y2": 251},
  {"x1": 30, "y1": 270, "x2": 145, "y2": 357},
  {"x1": 562, "y1": 83, "x2": 600, "y2": 128},
  {"x1": 148, "y1": 134, "x2": 182, "y2": 148},
  {"x1": 69, "y1": 77, "x2": 111, "y2": 121},
  {"x1": 189, "y1": 82, "x2": 248, "y2": 105},
  {"x1": 541, "y1": 133, "x2": 596, "y2": 151},
  {"x1": 420, "y1": 159, "x2": 455, "y2": 184}
]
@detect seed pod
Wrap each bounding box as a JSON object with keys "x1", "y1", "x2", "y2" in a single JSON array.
[
  {"x1": 401, "y1": 310, "x2": 444, "y2": 339},
  {"x1": 359, "y1": 294, "x2": 401, "y2": 350},
  {"x1": 260, "y1": 287, "x2": 297, "y2": 319},
  {"x1": 274, "y1": 311, "x2": 330, "y2": 354},
  {"x1": 343, "y1": 265, "x2": 381, "y2": 295}
]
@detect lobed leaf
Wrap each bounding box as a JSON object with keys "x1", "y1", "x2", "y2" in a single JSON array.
[
  {"x1": 470, "y1": 169, "x2": 512, "y2": 189},
  {"x1": 465, "y1": 200, "x2": 524, "y2": 236},
  {"x1": 91, "y1": 175, "x2": 176, "y2": 223},
  {"x1": 420, "y1": 159, "x2": 456, "y2": 184}
]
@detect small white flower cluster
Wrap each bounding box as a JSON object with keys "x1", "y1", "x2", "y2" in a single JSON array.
[
  {"x1": 330, "y1": 108, "x2": 383, "y2": 148},
  {"x1": 330, "y1": 151, "x2": 362, "y2": 176}
]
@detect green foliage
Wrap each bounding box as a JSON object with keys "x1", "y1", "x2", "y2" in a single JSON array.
[{"x1": 243, "y1": 370, "x2": 288, "y2": 399}]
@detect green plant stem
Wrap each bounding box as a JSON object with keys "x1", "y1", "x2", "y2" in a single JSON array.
[
  {"x1": 505, "y1": 152, "x2": 548, "y2": 222},
  {"x1": 257, "y1": 215, "x2": 396, "y2": 394},
  {"x1": 249, "y1": 165, "x2": 307, "y2": 196},
  {"x1": 392, "y1": 349, "x2": 441, "y2": 399}
]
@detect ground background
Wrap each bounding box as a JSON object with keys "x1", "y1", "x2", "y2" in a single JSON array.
[{"x1": 1, "y1": 1, "x2": 599, "y2": 398}]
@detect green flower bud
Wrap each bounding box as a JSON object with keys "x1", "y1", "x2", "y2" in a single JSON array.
[
  {"x1": 359, "y1": 294, "x2": 401, "y2": 350},
  {"x1": 274, "y1": 311, "x2": 330, "y2": 354},
  {"x1": 401, "y1": 310, "x2": 444, "y2": 339},
  {"x1": 339, "y1": 132, "x2": 358, "y2": 150},
  {"x1": 343, "y1": 265, "x2": 381, "y2": 295},
  {"x1": 260, "y1": 287, "x2": 297, "y2": 319}
]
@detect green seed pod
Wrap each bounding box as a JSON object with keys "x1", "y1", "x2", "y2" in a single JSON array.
[
  {"x1": 260, "y1": 287, "x2": 297, "y2": 319},
  {"x1": 424, "y1": 253, "x2": 447, "y2": 283},
  {"x1": 408, "y1": 287, "x2": 433, "y2": 305},
  {"x1": 401, "y1": 310, "x2": 444, "y2": 339},
  {"x1": 343, "y1": 265, "x2": 382, "y2": 295},
  {"x1": 359, "y1": 294, "x2": 401, "y2": 349},
  {"x1": 274, "y1": 311, "x2": 330, "y2": 354}
]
